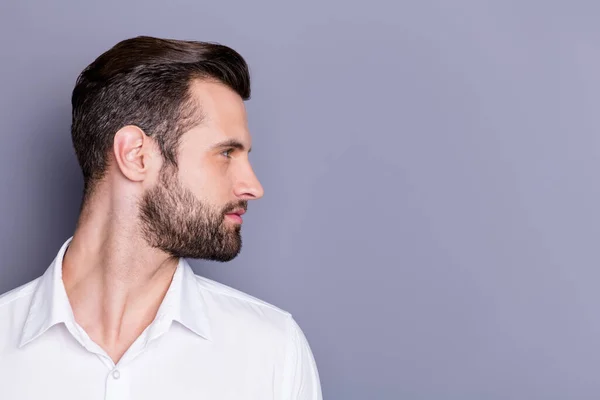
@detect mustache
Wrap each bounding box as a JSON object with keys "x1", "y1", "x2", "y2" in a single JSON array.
[{"x1": 221, "y1": 200, "x2": 248, "y2": 215}]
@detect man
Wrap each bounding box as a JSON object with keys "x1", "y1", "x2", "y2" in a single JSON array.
[{"x1": 0, "y1": 36, "x2": 322, "y2": 400}]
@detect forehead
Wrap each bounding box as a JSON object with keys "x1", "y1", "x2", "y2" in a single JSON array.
[{"x1": 181, "y1": 79, "x2": 251, "y2": 148}]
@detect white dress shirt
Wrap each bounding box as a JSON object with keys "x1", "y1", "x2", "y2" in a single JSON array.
[{"x1": 0, "y1": 237, "x2": 322, "y2": 400}]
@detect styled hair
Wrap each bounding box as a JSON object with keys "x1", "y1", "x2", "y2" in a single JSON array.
[{"x1": 70, "y1": 35, "x2": 251, "y2": 200}]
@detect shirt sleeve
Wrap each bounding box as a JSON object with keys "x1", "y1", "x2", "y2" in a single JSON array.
[{"x1": 280, "y1": 315, "x2": 323, "y2": 400}]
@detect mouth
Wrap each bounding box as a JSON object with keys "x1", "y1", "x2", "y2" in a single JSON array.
[{"x1": 224, "y1": 208, "x2": 246, "y2": 224}]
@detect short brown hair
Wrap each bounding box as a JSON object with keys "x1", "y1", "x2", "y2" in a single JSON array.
[{"x1": 70, "y1": 35, "x2": 251, "y2": 200}]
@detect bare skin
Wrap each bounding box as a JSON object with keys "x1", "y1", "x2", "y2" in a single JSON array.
[{"x1": 62, "y1": 79, "x2": 264, "y2": 363}]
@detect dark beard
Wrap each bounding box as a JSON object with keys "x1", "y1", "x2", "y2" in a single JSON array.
[{"x1": 138, "y1": 164, "x2": 246, "y2": 261}]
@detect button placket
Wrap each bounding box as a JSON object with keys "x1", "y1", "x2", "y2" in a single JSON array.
[{"x1": 105, "y1": 367, "x2": 129, "y2": 400}]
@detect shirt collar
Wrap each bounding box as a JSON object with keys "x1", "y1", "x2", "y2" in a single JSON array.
[
  {"x1": 19, "y1": 237, "x2": 212, "y2": 348},
  {"x1": 19, "y1": 237, "x2": 77, "y2": 347},
  {"x1": 152, "y1": 257, "x2": 212, "y2": 341}
]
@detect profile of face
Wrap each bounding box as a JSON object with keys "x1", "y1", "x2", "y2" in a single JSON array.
[{"x1": 138, "y1": 80, "x2": 264, "y2": 261}]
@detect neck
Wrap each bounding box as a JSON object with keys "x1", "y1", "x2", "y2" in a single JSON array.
[{"x1": 62, "y1": 195, "x2": 179, "y2": 363}]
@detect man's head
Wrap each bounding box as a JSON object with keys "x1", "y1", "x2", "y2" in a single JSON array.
[{"x1": 71, "y1": 36, "x2": 264, "y2": 261}]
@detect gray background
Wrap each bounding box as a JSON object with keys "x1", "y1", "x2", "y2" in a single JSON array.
[{"x1": 0, "y1": 0, "x2": 599, "y2": 398}]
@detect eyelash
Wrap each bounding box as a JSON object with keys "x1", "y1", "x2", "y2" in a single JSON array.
[{"x1": 221, "y1": 148, "x2": 234, "y2": 158}]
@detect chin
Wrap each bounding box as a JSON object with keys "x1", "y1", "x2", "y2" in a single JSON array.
[
  {"x1": 189, "y1": 241, "x2": 242, "y2": 262},
  {"x1": 210, "y1": 253, "x2": 241, "y2": 263}
]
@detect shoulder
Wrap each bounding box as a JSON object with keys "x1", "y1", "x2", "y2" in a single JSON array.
[
  {"x1": 0, "y1": 278, "x2": 40, "y2": 310},
  {"x1": 191, "y1": 272, "x2": 294, "y2": 339},
  {"x1": 191, "y1": 274, "x2": 323, "y2": 398},
  {"x1": 193, "y1": 273, "x2": 292, "y2": 319},
  {"x1": 189, "y1": 272, "x2": 322, "y2": 397},
  {"x1": 0, "y1": 277, "x2": 41, "y2": 348}
]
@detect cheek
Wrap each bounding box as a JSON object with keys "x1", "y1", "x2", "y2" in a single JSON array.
[{"x1": 179, "y1": 160, "x2": 233, "y2": 204}]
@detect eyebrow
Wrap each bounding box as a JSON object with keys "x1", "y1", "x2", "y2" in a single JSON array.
[{"x1": 211, "y1": 139, "x2": 252, "y2": 153}]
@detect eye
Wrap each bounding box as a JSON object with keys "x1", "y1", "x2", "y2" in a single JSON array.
[{"x1": 221, "y1": 148, "x2": 234, "y2": 158}]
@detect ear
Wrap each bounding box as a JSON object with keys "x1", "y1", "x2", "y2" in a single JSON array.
[{"x1": 112, "y1": 125, "x2": 158, "y2": 182}]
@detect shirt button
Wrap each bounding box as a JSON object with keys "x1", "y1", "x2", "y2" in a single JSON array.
[{"x1": 112, "y1": 369, "x2": 121, "y2": 380}]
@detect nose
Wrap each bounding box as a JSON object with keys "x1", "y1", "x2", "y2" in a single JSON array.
[{"x1": 234, "y1": 164, "x2": 264, "y2": 200}]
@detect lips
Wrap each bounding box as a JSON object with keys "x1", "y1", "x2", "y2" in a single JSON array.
[
  {"x1": 226, "y1": 209, "x2": 246, "y2": 217},
  {"x1": 224, "y1": 207, "x2": 246, "y2": 224}
]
